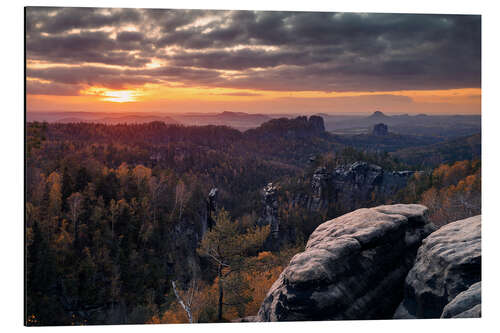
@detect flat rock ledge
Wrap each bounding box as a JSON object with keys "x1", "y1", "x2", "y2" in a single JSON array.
[
  {"x1": 256, "y1": 204, "x2": 436, "y2": 321},
  {"x1": 394, "y1": 215, "x2": 481, "y2": 319}
]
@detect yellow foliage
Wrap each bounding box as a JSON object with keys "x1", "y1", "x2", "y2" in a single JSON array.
[
  {"x1": 150, "y1": 262, "x2": 285, "y2": 323},
  {"x1": 158, "y1": 302, "x2": 190, "y2": 324},
  {"x1": 47, "y1": 171, "x2": 61, "y2": 185},
  {"x1": 49, "y1": 182, "x2": 62, "y2": 217},
  {"x1": 420, "y1": 160, "x2": 480, "y2": 226},
  {"x1": 257, "y1": 251, "x2": 273, "y2": 260},
  {"x1": 133, "y1": 165, "x2": 152, "y2": 182},
  {"x1": 241, "y1": 266, "x2": 283, "y2": 316},
  {"x1": 117, "y1": 162, "x2": 129, "y2": 184}
]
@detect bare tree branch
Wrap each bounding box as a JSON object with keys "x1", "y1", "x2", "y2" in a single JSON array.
[{"x1": 171, "y1": 281, "x2": 193, "y2": 324}]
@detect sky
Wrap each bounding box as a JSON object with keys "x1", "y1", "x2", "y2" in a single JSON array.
[{"x1": 25, "y1": 7, "x2": 481, "y2": 115}]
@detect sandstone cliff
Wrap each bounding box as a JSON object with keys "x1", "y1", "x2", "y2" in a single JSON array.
[
  {"x1": 394, "y1": 215, "x2": 481, "y2": 319},
  {"x1": 308, "y1": 162, "x2": 415, "y2": 213},
  {"x1": 255, "y1": 206, "x2": 481, "y2": 321},
  {"x1": 256, "y1": 204, "x2": 435, "y2": 321}
]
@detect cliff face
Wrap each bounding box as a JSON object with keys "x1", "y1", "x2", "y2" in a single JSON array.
[
  {"x1": 254, "y1": 162, "x2": 415, "y2": 251},
  {"x1": 308, "y1": 162, "x2": 415, "y2": 213},
  {"x1": 257, "y1": 183, "x2": 280, "y2": 239},
  {"x1": 205, "y1": 187, "x2": 218, "y2": 233},
  {"x1": 256, "y1": 204, "x2": 435, "y2": 321}
]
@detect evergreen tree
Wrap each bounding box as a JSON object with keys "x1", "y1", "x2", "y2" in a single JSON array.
[{"x1": 197, "y1": 209, "x2": 269, "y2": 321}]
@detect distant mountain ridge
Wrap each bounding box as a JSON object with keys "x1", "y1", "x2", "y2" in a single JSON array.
[
  {"x1": 368, "y1": 110, "x2": 390, "y2": 119},
  {"x1": 27, "y1": 112, "x2": 178, "y2": 125},
  {"x1": 28, "y1": 110, "x2": 481, "y2": 140},
  {"x1": 173, "y1": 111, "x2": 272, "y2": 130},
  {"x1": 245, "y1": 115, "x2": 326, "y2": 139},
  {"x1": 324, "y1": 111, "x2": 480, "y2": 138}
]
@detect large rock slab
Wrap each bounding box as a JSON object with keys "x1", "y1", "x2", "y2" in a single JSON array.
[
  {"x1": 256, "y1": 204, "x2": 436, "y2": 321},
  {"x1": 394, "y1": 215, "x2": 481, "y2": 319}
]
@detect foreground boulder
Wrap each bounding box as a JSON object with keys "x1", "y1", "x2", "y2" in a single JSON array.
[
  {"x1": 256, "y1": 204, "x2": 435, "y2": 321},
  {"x1": 441, "y1": 282, "x2": 481, "y2": 318},
  {"x1": 394, "y1": 215, "x2": 481, "y2": 319}
]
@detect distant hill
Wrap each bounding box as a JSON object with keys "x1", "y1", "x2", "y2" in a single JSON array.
[
  {"x1": 174, "y1": 111, "x2": 272, "y2": 130},
  {"x1": 368, "y1": 110, "x2": 390, "y2": 120},
  {"x1": 27, "y1": 112, "x2": 178, "y2": 125},
  {"x1": 245, "y1": 115, "x2": 325, "y2": 139},
  {"x1": 56, "y1": 117, "x2": 90, "y2": 123},
  {"x1": 217, "y1": 111, "x2": 271, "y2": 122},
  {"x1": 27, "y1": 111, "x2": 109, "y2": 123},
  {"x1": 96, "y1": 115, "x2": 178, "y2": 124},
  {"x1": 326, "y1": 112, "x2": 481, "y2": 139},
  {"x1": 28, "y1": 111, "x2": 481, "y2": 143},
  {"x1": 391, "y1": 133, "x2": 481, "y2": 168}
]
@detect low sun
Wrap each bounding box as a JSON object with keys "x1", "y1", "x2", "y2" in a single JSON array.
[
  {"x1": 102, "y1": 90, "x2": 139, "y2": 103},
  {"x1": 81, "y1": 86, "x2": 142, "y2": 103}
]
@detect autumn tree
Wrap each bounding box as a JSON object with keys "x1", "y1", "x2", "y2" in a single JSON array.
[
  {"x1": 67, "y1": 192, "x2": 83, "y2": 240},
  {"x1": 416, "y1": 160, "x2": 481, "y2": 226},
  {"x1": 197, "y1": 209, "x2": 269, "y2": 321}
]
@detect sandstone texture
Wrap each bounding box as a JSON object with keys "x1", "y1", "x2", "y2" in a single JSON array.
[
  {"x1": 256, "y1": 204, "x2": 435, "y2": 321},
  {"x1": 441, "y1": 282, "x2": 481, "y2": 318},
  {"x1": 394, "y1": 215, "x2": 481, "y2": 319},
  {"x1": 308, "y1": 162, "x2": 415, "y2": 213}
]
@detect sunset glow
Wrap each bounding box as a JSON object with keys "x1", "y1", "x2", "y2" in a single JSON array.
[
  {"x1": 26, "y1": 8, "x2": 481, "y2": 115},
  {"x1": 102, "y1": 91, "x2": 139, "y2": 103},
  {"x1": 81, "y1": 87, "x2": 143, "y2": 103}
]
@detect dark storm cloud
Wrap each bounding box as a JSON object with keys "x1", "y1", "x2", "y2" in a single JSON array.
[
  {"x1": 26, "y1": 7, "x2": 481, "y2": 93},
  {"x1": 26, "y1": 80, "x2": 83, "y2": 96},
  {"x1": 116, "y1": 30, "x2": 144, "y2": 43},
  {"x1": 27, "y1": 30, "x2": 152, "y2": 67},
  {"x1": 166, "y1": 47, "x2": 332, "y2": 70},
  {"x1": 26, "y1": 65, "x2": 222, "y2": 92},
  {"x1": 147, "y1": 9, "x2": 218, "y2": 32},
  {"x1": 27, "y1": 66, "x2": 156, "y2": 90},
  {"x1": 137, "y1": 66, "x2": 221, "y2": 83},
  {"x1": 26, "y1": 7, "x2": 141, "y2": 34}
]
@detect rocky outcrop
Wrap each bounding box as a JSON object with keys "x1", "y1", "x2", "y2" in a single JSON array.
[
  {"x1": 369, "y1": 110, "x2": 389, "y2": 120},
  {"x1": 394, "y1": 215, "x2": 481, "y2": 319},
  {"x1": 309, "y1": 167, "x2": 332, "y2": 211},
  {"x1": 372, "y1": 123, "x2": 389, "y2": 136},
  {"x1": 256, "y1": 204, "x2": 436, "y2": 321},
  {"x1": 247, "y1": 116, "x2": 326, "y2": 140},
  {"x1": 441, "y1": 282, "x2": 481, "y2": 318},
  {"x1": 308, "y1": 162, "x2": 415, "y2": 213},
  {"x1": 257, "y1": 183, "x2": 280, "y2": 240},
  {"x1": 308, "y1": 115, "x2": 326, "y2": 133},
  {"x1": 205, "y1": 188, "x2": 218, "y2": 232}
]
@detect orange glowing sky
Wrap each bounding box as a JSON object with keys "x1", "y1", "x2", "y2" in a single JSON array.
[{"x1": 26, "y1": 8, "x2": 481, "y2": 115}]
